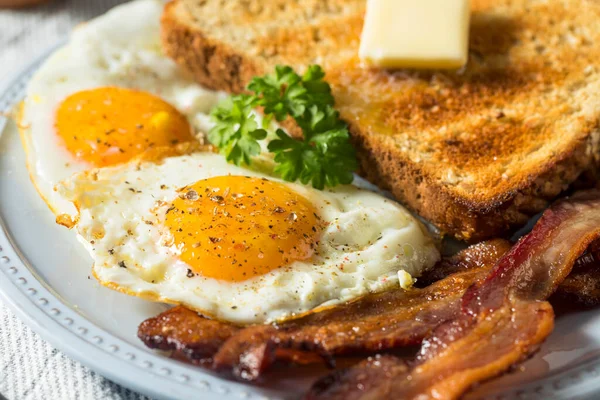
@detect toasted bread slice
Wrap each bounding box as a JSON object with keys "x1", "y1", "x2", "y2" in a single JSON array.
[{"x1": 162, "y1": 0, "x2": 600, "y2": 241}]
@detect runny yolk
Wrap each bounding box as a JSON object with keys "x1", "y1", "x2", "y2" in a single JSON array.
[
  {"x1": 164, "y1": 176, "x2": 322, "y2": 282},
  {"x1": 55, "y1": 87, "x2": 194, "y2": 167}
]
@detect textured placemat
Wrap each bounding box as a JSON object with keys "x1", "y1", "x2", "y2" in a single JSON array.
[
  {"x1": 0, "y1": 305, "x2": 150, "y2": 400},
  {"x1": 0, "y1": 2, "x2": 153, "y2": 398}
]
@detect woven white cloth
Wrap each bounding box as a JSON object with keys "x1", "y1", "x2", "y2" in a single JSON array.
[
  {"x1": 0, "y1": 305, "x2": 150, "y2": 400},
  {"x1": 0, "y1": 2, "x2": 151, "y2": 398}
]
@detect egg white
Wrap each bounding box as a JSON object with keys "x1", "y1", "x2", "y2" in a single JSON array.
[
  {"x1": 19, "y1": 0, "x2": 225, "y2": 215},
  {"x1": 57, "y1": 152, "x2": 440, "y2": 324}
]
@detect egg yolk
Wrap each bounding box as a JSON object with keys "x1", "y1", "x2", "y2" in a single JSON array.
[
  {"x1": 164, "y1": 176, "x2": 322, "y2": 282},
  {"x1": 55, "y1": 87, "x2": 194, "y2": 167}
]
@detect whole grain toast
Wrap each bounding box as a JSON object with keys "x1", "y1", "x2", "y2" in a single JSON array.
[{"x1": 161, "y1": 0, "x2": 600, "y2": 241}]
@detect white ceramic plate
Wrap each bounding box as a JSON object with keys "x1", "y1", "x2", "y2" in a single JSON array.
[{"x1": 2, "y1": 44, "x2": 600, "y2": 400}]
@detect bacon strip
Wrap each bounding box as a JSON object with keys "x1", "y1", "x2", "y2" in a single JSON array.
[
  {"x1": 139, "y1": 240, "x2": 508, "y2": 379},
  {"x1": 306, "y1": 190, "x2": 600, "y2": 400}
]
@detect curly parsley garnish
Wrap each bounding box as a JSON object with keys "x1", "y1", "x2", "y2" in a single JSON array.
[
  {"x1": 207, "y1": 95, "x2": 267, "y2": 166},
  {"x1": 208, "y1": 65, "x2": 357, "y2": 190}
]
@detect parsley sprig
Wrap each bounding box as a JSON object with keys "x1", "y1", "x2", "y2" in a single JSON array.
[
  {"x1": 208, "y1": 65, "x2": 357, "y2": 189},
  {"x1": 207, "y1": 95, "x2": 267, "y2": 165}
]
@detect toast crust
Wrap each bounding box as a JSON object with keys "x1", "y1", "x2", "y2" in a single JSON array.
[
  {"x1": 161, "y1": 2, "x2": 263, "y2": 93},
  {"x1": 161, "y1": 0, "x2": 600, "y2": 241}
]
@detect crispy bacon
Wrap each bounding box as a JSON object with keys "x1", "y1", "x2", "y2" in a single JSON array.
[
  {"x1": 552, "y1": 240, "x2": 600, "y2": 307},
  {"x1": 139, "y1": 240, "x2": 508, "y2": 379},
  {"x1": 138, "y1": 306, "x2": 240, "y2": 365},
  {"x1": 306, "y1": 190, "x2": 600, "y2": 400}
]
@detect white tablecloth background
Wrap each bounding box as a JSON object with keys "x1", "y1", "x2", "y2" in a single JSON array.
[{"x1": 0, "y1": 1, "x2": 151, "y2": 399}]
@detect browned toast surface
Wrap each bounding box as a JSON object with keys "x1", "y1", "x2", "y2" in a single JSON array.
[{"x1": 162, "y1": 0, "x2": 600, "y2": 240}]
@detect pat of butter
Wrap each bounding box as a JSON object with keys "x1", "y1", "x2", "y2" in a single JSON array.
[{"x1": 359, "y1": 0, "x2": 471, "y2": 69}]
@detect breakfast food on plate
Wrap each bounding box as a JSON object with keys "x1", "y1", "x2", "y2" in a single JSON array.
[
  {"x1": 138, "y1": 190, "x2": 600, "y2": 400},
  {"x1": 56, "y1": 151, "x2": 439, "y2": 324},
  {"x1": 15, "y1": 0, "x2": 600, "y2": 399},
  {"x1": 19, "y1": 0, "x2": 222, "y2": 215},
  {"x1": 162, "y1": 0, "x2": 600, "y2": 240},
  {"x1": 45, "y1": 0, "x2": 439, "y2": 326}
]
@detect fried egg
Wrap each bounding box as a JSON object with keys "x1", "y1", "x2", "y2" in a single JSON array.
[
  {"x1": 19, "y1": 0, "x2": 224, "y2": 215},
  {"x1": 56, "y1": 152, "x2": 440, "y2": 324}
]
